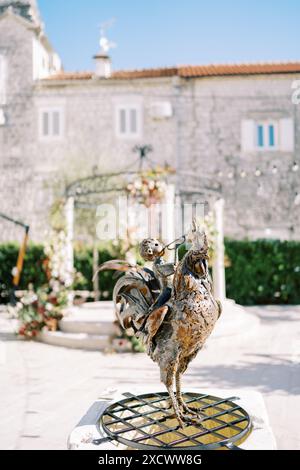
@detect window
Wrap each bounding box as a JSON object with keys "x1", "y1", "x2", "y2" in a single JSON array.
[
  {"x1": 115, "y1": 104, "x2": 142, "y2": 138},
  {"x1": 241, "y1": 118, "x2": 294, "y2": 153},
  {"x1": 0, "y1": 54, "x2": 6, "y2": 105},
  {"x1": 256, "y1": 122, "x2": 278, "y2": 150},
  {"x1": 39, "y1": 107, "x2": 64, "y2": 140}
]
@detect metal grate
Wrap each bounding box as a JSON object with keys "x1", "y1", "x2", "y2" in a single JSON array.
[{"x1": 99, "y1": 392, "x2": 252, "y2": 450}]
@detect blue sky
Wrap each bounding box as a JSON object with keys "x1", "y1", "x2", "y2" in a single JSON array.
[{"x1": 39, "y1": 0, "x2": 300, "y2": 72}]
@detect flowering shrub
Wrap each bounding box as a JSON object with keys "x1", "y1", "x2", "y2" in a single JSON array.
[
  {"x1": 16, "y1": 285, "x2": 68, "y2": 338},
  {"x1": 126, "y1": 166, "x2": 174, "y2": 207},
  {"x1": 44, "y1": 230, "x2": 73, "y2": 288},
  {"x1": 16, "y1": 230, "x2": 72, "y2": 338},
  {"x1": 16, "y1": 290, "x2": 43, "y2": 339}
]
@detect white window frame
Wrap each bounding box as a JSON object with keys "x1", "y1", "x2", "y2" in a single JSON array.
[
  {"x1": 255, "y1": 120, "x2": 279, "y2": 151},
  {"x1": 38, "y1": 106, "x2": 65, "y2": 141},
  {"x1": 241, "y1": 118, "x2": 294, "y2": 153},
  {"x1": 115, "y1": 102, "x2": 143, "y2": 139}
]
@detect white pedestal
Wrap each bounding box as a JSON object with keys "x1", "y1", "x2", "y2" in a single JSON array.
[{"x1": 68, "y1": 387, "x2": 277, "y2": 450}]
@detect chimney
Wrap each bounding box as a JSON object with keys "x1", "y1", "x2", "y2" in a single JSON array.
[
  {"x1": 93, "y1": 24, "x2": 116, "y2": 79},
  {"x1": 93, "y1": 53, "x2": 112, "y2": 78}
]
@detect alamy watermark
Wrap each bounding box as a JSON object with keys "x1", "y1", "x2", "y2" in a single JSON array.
[{"x1": 95, "y1": 197, "x2": 208, "y2": 241}]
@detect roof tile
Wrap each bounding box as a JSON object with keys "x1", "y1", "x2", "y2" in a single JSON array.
[{"x1": 45, "y1": 62, "x2": 300, "y2": 82}]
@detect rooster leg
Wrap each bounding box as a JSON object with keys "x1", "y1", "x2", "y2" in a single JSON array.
[
  {"x1": 175, "y1": 370, "x2": 189, "y2": 412},
  {"x1": 163, "y1": 365, "x2": 204, "y2": 428},
  {"x1": 164, "y1": 365, "x2": 185, "y2": 428},
  {"x1": 175, "y1": 369, "x2": 206, "y2": 421},
  {"x1": 166, "y1": 385, "x2": 185, "y2": 429},
  {"x1": 163, "y1": 362, "x2": 192, "y2": 428}
]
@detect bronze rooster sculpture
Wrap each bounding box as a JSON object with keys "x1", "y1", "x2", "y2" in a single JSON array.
[{"x1": 99, "y1": 220, "x2": 222, "y2": 427}]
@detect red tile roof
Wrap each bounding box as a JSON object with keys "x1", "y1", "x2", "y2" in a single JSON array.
[
  {"x1": 179, "y1": 62, "x2": 300, "y2": 77},
  {"x1": 45, "y1": 62, "x2": 300, "y2": 82},
  {"x1": 47, "y1": 71, "x2": 93, "y2": 80},
  {"x1": 112, "y1": 67, "x2": 179, "y2": 79}
]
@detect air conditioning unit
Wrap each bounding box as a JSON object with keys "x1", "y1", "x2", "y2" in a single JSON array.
[{"x1": 149, "y1": 101, "x2": 173, "y2": 120}]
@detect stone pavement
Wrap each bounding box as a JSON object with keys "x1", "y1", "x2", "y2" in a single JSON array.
[{"x1": 0, "y1": 305, "x2": 299, "y2": 450}]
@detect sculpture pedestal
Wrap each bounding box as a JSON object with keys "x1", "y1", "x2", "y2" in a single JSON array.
[{"x1": 68, "y1": 386, "x2": 277, "y2": 450}]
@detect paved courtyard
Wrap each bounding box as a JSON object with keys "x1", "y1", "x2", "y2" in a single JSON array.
[{"x1": 0, "y1": 305, "x2": 299, "y2": 450}]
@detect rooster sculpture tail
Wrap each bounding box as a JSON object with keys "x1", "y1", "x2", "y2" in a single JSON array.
[{"x1": 95, "y1": 260, "x2": 161, "y2": 336}]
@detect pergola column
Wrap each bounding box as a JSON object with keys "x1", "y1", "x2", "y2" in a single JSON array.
[
  {"x1": 164, "y1": 184, "x2": 176, "y2": 261},
  {"x1": 65, "y1": 196, "x2": 74, "y2": 287},
  {"x1": 212, "y1": 198, "x2": 226, "y2": 302}
]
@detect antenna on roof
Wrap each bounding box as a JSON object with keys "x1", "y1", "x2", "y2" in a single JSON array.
[
  {"x1": 99, "y1": 18, "x2": 117, "y2": 54},
  {"x1": 94, "y1": 18, "x2": 116, "y2": 78}
]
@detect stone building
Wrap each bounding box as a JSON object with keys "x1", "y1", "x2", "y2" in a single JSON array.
[{"x1": 0, "y1": 0, "x2": 300, "y2": 242}]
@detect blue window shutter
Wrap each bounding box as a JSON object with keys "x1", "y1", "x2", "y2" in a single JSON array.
[
  {"x1": 269, "y1": 125, "x2": 275, "y2": 147},
  {"x1": 257, "y1": 125, "x2": 264, "y2": 147}
]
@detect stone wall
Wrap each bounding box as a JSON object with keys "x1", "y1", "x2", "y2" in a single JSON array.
[
  {"x1": 0, "y1": 15, "x2": 41, "y2": 242},
  {"x1": 0, "y1": 14, "x2": 300, "y2": 243},
  {"x1": 177, "y1": 75, "x2": 300, "y2": 239}
]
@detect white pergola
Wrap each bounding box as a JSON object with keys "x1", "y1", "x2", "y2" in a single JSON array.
[{"x1": 64, "y1": 177, "x2": 226, "y2": 302}]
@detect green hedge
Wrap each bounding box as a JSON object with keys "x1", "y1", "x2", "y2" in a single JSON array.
[
  {"x1": 73, "y1": 247, "x2": 116, "y2": 299},
  {"x1": 1, "y1": 240, "x2": 300, "y2": 305},
  {"x1": 0, "y1": 243, "x2": 115, "y2": 303},
  {"x1": 0, "y1": 243, "x2": 47, "y2": 303},
  {"x1": 225, "y1": 239, "x2": 300, "y2": 305}
]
